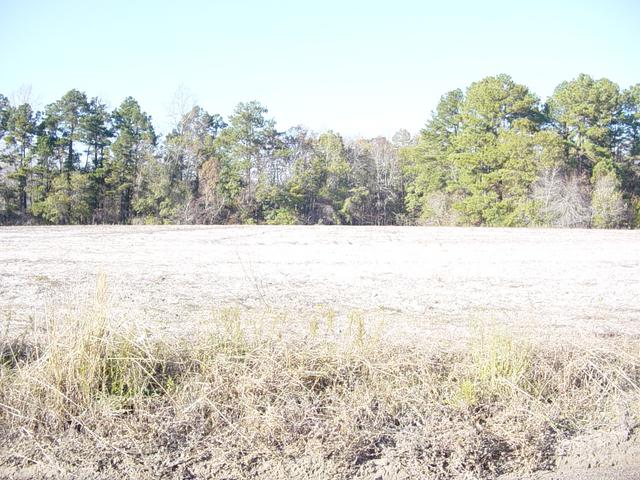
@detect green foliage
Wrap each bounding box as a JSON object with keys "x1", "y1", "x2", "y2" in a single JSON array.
[
  {"x1": 110, "y1": 97, "x2": 156, "y2": 223},
  {"x1": 265, "y1": 207, "x2": 298, "y2": 225},
  {"x1": 4, "y1": 103, "x2": 38, "y2": 214},
  {"x1": 460, "y1": 75, "x2": 541, "y2": 135},
  {"x1": 283, "y1": 131, "x2": 353, "y2": 224},
  {"x1": 81, "y1": 97, "x2": 112, "y2": 169},
  {"x1": 32, "y1": 172, "x2": 94, "y2": 224},
  {"x1": 470, "y1": 332, "x2": 532, "y2": 399},
  {"x1": 340, "y1": 186, "x2": 369, "y2": 224},
  {"x1": 212, "y1": 101, "x2": 280, "y2": 222},
  {"x1": 316, "y1": 132, "x2": 352, "y2": 219},
  {"x1": 630, "y1": 197, "x2": 640, "y2": 228},
  {"x1": 0, "y1": 94, "x2": 10, "y2": 137},
  {"x1": 591, "y1": 159, "x2": 618, "y2": 183},
  {"x1": 622, "y1": 84, "x2": 640, "y2": 158},
  {"x1": 401, "y1": 140, "x2": 450, "y2": 221},
  {"x1": 165, "y1": 105, "x2": 225, "y2": 204},
  {"x1": 132, "y1": 156, "x2": 180, "y2": 223},
  {"x1": 403, "y1": 75, "x2": 556, "y2": 226},
  {"x1": 549, "y1": 74, "x2": 622, "y2": 171},
  {"x1": 44, "y1": 89, "x2": 90, "y2": 173},
  {"x1": 0, "y1": 76, "x2": 639, "y2": 228}
]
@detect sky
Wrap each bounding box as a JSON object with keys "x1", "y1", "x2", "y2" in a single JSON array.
[{"x1": 1, "y1": 0, "x2": 639, "y2": 138}]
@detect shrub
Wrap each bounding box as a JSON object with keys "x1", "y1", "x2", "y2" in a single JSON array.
[
  {"x1": 591, "y1": 173, "x2": 626, "y2": 228},
  {"x1": 265, "y1": 207, "x2": 298, "y2": 225}
]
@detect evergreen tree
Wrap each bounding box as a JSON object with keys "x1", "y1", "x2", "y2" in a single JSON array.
[
  {"x1": 0, "y1": 77, "x2": 638, "y2": 228},
  {"x1": 44, "y1": 89, "x2": 89, "y2": 174},
  {"x1": 213, "y1": 101, "x2": 279, "y2": 221},
  {"x1": 109, "y1": 97, "x2": 156, "y2": 223},
  {"x1": 5, "y1": 103, "x2": 38, "y2": 214}
]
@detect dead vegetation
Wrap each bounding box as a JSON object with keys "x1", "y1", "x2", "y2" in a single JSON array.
[{"x1": 0, "y1": 278, "x2": 638, "y2": 479}]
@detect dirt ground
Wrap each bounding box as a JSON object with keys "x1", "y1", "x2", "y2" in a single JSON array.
[
  {"x1": 0, "y1": 225, "x2": 638, "y2": 342},
  {"x1": 1, "y1": 225, "x2": 640, "y2": 479},
  {"x1": 1, "y1": 225, "x2": 639, "y2": 344}
]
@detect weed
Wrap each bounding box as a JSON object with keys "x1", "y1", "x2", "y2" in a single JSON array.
[{"x1": 0, "y1": 299, "x2": 638, "y2": 479}]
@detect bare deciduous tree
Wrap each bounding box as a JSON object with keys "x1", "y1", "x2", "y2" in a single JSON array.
[
  {"x1": 591, "y1": 174, "x2": 626, "y2": 228},
  {"x1": 533, "y1": 169, "x2": 592, "y2": 227}
]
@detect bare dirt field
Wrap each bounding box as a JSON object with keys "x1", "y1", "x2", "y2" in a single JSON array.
[
  {"x1": 0, "y1": 225, "x2": 639, "y2": 343},
  {"x1": 1, "y1": 226, "x2": 640, "y2": 479}
]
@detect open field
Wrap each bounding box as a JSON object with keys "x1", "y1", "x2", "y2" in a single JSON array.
[
  {"x1": 1, "y1": 225, "x2": 640, "y2": 341},
  {"x1": 1, "y1": 226, "x2": 639, "y2": 479}
]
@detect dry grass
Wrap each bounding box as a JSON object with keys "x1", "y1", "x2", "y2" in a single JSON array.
[{"x1": 0, "y1": 278, "x2": 639, "y2": 479}]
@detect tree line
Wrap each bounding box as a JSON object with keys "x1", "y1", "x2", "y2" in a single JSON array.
[{"x1": 1, "y1": 74, "x2": 638, "y2": 227}]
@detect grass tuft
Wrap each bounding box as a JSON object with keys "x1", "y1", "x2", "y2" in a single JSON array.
[{"x1": 0, "y1": 291, "x2": 638, "y2": 478}]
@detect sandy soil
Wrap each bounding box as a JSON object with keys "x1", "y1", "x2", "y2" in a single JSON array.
[{"x1": 0, "y1": 225, "x2": 639, "y2": 343}]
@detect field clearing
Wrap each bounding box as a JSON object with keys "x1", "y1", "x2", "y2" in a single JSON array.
[
  {"x1": 1, "y1": 226, "x2": 640, "y2": 479},
  {"x1": 0, "y1": 225, "x2": 639, "y2": 342}
]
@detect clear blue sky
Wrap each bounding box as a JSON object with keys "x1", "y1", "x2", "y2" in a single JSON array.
[{"x1": 1, "y1": 0, "x2": 639, "y2": 138}]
